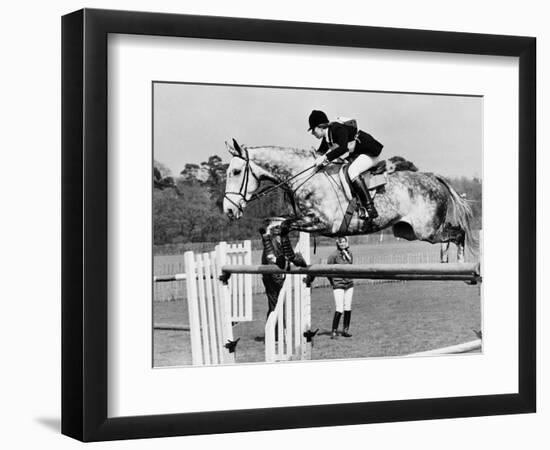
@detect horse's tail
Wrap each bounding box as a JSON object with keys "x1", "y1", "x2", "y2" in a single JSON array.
[{"x1": 436, "y1": 176, "x2": 479, "y2": 257}]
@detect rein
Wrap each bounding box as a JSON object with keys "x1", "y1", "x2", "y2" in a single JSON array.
[{"x1": 250, "y1": 165, "x2": 315, "y2": 201}]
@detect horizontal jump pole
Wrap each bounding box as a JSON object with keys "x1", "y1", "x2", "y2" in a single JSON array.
[
  {"x1": 221, "y1": 263, "x2": 481, "y2": 282},
  {"x1": 154, "y1": 273, "x2": 186, "y2": 283},
  {"x1": 154, "y1": 273, "x2": 222, "y2": 283},
  {"x1": 153, "y1": 323, "x2": 190, "y2": 332},
  {"x1": 406, "y1": 339, "x2": 482, "y2": 356}
]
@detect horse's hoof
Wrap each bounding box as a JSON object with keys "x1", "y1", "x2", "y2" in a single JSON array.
[
  {"x1": 291, "y1": 252, "x2": 308, "y2": 267},
  {"x1": 276, "y1": 255, "x2": 287, "y2": 270},
  {"x1": 303, "y1": 274, "x2": 315, "y2": 287}
]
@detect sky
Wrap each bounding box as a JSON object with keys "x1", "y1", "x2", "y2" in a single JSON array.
[{"x1": 153, "y1": 82, "x2": 482, "y2": 179}]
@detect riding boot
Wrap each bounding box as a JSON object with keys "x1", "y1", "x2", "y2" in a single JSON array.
[
  {"x1": 331, "y1": 311, "x2": 342, "y2": 339},
  {"x1": 351, "y1": 177, "x2": 378, "y2": 219},
  {"x1": 342, "y1": 310, "x2": 353, "y2": 337}
]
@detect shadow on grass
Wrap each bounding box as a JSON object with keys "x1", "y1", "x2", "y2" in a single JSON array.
[{"x1": 317, "y1": 330, "x2": 333, "y2": 337}]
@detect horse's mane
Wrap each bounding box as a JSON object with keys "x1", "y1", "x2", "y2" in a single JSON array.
[
  {"x1": 246, "y1": 145, "x2": 313, "y2": 158},
  {"x1": 243, "y1": 146, "x2": 419, "y2": 179},
  {"x1": 246, "y1": 147, "x2": 418, "y2": 170}
]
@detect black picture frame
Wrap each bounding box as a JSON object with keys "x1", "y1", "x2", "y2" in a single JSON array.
[{"x1": 62, "y1": 8, "x2": 536, "y2": 442}]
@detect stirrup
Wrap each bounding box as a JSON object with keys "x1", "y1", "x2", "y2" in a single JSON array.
[
  {"x1": 357, "y1": 206, "x2": 369, "y2": 219},
  {"x1": 366, "y1": 206, "x2": 378, "y2": 219}
]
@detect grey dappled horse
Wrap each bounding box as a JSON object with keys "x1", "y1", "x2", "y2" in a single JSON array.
[{"x1": 223, "y1": 140, "x2": 476, "y2": 265}]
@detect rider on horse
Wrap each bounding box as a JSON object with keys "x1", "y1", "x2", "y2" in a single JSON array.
[{"x1": 308, "y1": 110, "x2": 383, "y2": 219}]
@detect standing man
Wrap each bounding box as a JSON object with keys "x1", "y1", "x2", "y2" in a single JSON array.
[
  {"x1": 327, "y1": 236, "x2": 355, "y2": 339},
  {"x1": 259, "y1": 226, "x2": 286, "y2": 319}
]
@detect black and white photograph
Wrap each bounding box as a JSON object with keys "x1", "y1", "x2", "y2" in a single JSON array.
[{"x1": 152, "y1": 83, "x2": 483, "y2": 367}]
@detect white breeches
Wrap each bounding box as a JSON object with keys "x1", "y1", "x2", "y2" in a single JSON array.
[
  {"x1": 348, "y1": 154, "x2": 379, "y2": 180},
  {"x1": 333, "y1": 288, "x2": 354, "y2": 313}
]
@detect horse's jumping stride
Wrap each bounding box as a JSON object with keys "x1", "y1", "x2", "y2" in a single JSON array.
[{"x1": 223, "y1": 139, "x2": 476, "y2": 267}]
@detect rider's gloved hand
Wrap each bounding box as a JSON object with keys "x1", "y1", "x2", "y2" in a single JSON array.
[{"x1": 314, "y1": 155, "x2": 328, "y2": 168}]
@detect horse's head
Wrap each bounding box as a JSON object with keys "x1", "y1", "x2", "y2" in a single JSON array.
[{"x1": 223, "y1": 139, "x2": 263, "y2": 220}]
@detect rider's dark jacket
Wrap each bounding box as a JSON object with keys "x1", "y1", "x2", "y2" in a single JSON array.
[{"x1": 317, "y1": 122, "x2": 383, "y2": 161}]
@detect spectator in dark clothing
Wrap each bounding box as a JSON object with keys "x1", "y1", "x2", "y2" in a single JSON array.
[{"x1": 259, "y1": 227, "x2": 286, "y2": 318}]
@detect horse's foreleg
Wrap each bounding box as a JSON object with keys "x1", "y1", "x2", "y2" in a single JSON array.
[
  {"x1": 278, "y1": 216, "x2": 323, "y2": 268},
  {"x1": 258, "y1": 227, "x2": 278, "y2": 265},
  {"x1": 279, "y1": 219, "x2": 306, "y2": 268},
  {"x1": 257, "y1": 218, "x2": 300, "y2": 270},
  {"x1": 259, "y1": 218, "x2": 289, "y2": 268}
]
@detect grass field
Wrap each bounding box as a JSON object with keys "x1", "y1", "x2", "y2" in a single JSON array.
[{"x1": 153, "y1": 279, "x2": 481, "y2": 367}]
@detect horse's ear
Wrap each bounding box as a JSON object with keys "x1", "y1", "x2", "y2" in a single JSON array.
[
  {"x1": 232, "y1": 138, "x2": 244, "y2": 157},
  {"x1": 225, "y1": 140, "x2": 239, "y2": 157},
  {"x1": 227, "y1": 138, "x2": 248, "y2": 159}
]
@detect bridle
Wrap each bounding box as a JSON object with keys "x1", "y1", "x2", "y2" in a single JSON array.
[
  {"x1": 224, "y1": 149, "x2": 317, "y2": 216},
  {"x1": 223, "y1": 152, "x2": 261, "y2": 215}
]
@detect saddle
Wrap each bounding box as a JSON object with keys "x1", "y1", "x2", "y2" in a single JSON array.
[
  {"x1": 328, "y1": 156, "x2": 418, "y2": 232},
  {"x1": 336, "y1": 160, "x2": 387, "y2": 201},
  {"x1": 329, "y1": 156, "x2": 418, "y2": 201}
]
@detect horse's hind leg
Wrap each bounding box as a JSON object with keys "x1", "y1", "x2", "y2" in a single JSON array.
[
  {"x1": 456, "y1": 232, "x2": 465, "y2": 263},
  {"x1": 440, "y1": 242, "x2": 450, "y2": 263},
  {"x1": 444, "y1": 225, "x2": 465, "y2": 263}
]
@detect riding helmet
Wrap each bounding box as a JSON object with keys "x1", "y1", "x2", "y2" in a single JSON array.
[{"x1": 308, "y1": 110, "x2": 329, "y2": 131}]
